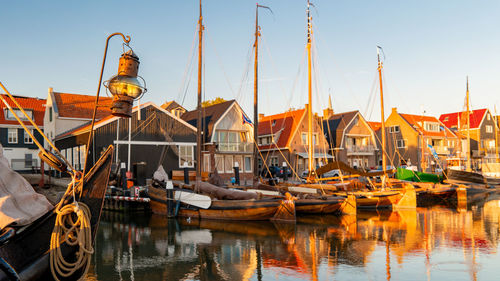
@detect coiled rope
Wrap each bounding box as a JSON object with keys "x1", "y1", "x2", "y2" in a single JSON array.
[{"x1": 50, "y1": 174, "x2": 93, "y2": 281}]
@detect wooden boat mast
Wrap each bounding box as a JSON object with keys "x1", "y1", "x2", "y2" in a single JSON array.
[
  {"x1": 307, "y1": 0, "x2": 314, "y2": 183},
  {"x1": 495, "y1": 105, "x2": 499, "y2": 163},
  {"x1": 377, "y1": 47, "x2": 388, "y2": 186},
  {"x1": 466, "y1": 76, "x2": 471, "y2": 171},
  {"x1": 253, "y1": 4, "x2": 260, "y2": 187},
  {"x1": 196, "y1": 0, "x2": 204, "y2": 188}
]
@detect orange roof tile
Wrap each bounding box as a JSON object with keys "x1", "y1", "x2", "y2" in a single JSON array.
[
  {"x1": 258, "y1": 109, "x2": 305, "y2": 150},
  {"x1": 367, "y1": 121, "x2": 381, "y2": 132},
  {"x1": 53, "y1": 92, "x2": 112, "y2": 119},
  {"x1": 399, "y1": 113, "x2": 457, "y2": 138},
  {"x1": 0, "y1": 94, "x2": 46, "y2": 126}
]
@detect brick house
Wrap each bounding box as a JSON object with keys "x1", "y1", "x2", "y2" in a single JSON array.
[
  {"x1": 440, "y1": 108, "x2": 498, "y2": 168},
  {"x1": 182, "y1": 100, "x2": 254, "y2": 185},
  {"x1": 322, "y1": 110, "x2": 379, "y2": 170},
  {"x1": 385, "y1": 108, "x2": 460, "y2": 172},
  {"x1": 258, "y1": 106, "x2": 332, "y2": 178}
]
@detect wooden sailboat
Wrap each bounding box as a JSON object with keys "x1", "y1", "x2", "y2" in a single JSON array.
[
  {"x1": 322, "y1": 47, "x2": 417, "y2": 210},
  {"x1": 0, "y1": 83, "x2": 113, "y2": 280},
  {"x1": 248, "y1": 1, "x2": 357, "y2": 215},
  {"x1": 148, "y1": 1, "x2": 295, "y2": 222}
]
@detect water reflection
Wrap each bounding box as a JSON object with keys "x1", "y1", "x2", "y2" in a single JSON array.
[{"x1": 90, "y1": 195, "x2": 500, "y2": 281}]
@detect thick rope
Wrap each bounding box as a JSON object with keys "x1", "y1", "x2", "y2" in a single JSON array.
[{"x1": 49, "y1": 202, "x2": 93, "y2": 281}]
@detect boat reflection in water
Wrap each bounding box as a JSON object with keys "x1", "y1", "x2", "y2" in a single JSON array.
[{"x1": 88, "y1": 197, "x2": 500, "y2": 280}]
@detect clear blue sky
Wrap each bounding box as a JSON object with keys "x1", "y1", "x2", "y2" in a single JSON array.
[{"x1": 1, "y1": 0, "x2": 500, "y2": 121}]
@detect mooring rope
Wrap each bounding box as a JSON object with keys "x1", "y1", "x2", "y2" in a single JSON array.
[
  {"x1": 49, "y1": 202, "x2": 93, "y2": 281},
  {"x1": 50, "y1": 173, "x2": 93, "y2": 281}
]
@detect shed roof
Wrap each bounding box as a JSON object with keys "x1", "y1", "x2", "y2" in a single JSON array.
[{"x1": 52, "y1": 92, "x2": 112, "y2": 119}]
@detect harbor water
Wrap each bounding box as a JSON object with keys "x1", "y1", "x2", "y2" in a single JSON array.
[{"x1": 87, "y1": 196, "x2": 500, "y2": 281}]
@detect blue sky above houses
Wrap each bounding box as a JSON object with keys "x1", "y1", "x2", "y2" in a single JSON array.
[{"x1": 1, "y1": 0, "x2": 500, "y2": 121}]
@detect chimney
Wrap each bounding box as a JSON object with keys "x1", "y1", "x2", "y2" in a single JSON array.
[
  {"x1": 258, "y1": 113, "x2": 264, "y2": 121},
  {"x1": 392, "y1": 107, "x2": 397, "y2": 114},
  {"x1": 48, "y1": 87, "x2": 53, "y2": 95}
]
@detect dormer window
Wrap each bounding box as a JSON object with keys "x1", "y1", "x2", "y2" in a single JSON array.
[
  {"x1": 272, "y1": 120, "x2": 277, "y2": 126},
  {"x1": 4, "y1": 108, "x2": 33, "y2": 121},
  {"x1": 424, "y1": 122, "x2": 440, "y2": 132}
]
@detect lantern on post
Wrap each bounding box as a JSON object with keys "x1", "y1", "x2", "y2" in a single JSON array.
[{"x1": 104, "y1": 49, "x2": 147, "y2": 117}]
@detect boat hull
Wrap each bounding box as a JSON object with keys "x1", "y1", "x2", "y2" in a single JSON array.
[
  {"x1": 149, "y1": 186, "x2": 281, "y2": 221},
  {"x1": 0, "y1": 145, "x2": 114, "y2": 281}
]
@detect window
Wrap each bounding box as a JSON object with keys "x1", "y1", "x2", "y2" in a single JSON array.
[
  {"x1": 224, "y1": 155, "x2": 233, "y2": 173},
  {"x1": 215, "y1": 155, "x2": 224, "y2": 173},
  {"x1": 178, "y1": 145, "x2": 194, "y2": 168},
  {"x1": 272, "y1": 120, "x2": 277, "y2": 126},
  {"x1": 217, "y1": 130, "x2": 243, "y2": 152},
  {"x1": 486, "y1": 125, "x2": 493, "y2": 133},
  {"x1": 49, "y1": 107, "x2": 53, "y2": 122},
  {"x1": 301, "y1": 133, "x2": 317, "y2": 145},
  {"x1": 244, "y1": 156, "x2": 252, "y2": 172},
  {"x1": 396, "y1": 139, "x2": 407, "y2": 148},
  {"x1": 24, "y1": 129, "x2": 33, "y2": 144},
  {"x1": 4, "y1": 109, "x2": 33, "y2": 121},
  {"x1": 487, "y1": 114, "x2": 491, "y2": 121},
  {"x1": 270, "y1": 156, "x2": 279, "y2": 166},
  {"x1": 389, "y1": 126, "x2": 400, "y2": 133},
  {"x1": 424, "y1": 122, "x2": 440, "y2": 132},
  {"x1": 79, "y1": 145, "x2": 86, "y2": 170},
  {"x1": 8, "y1": 128, "x2": 18, "y2": 143},
  {"x1": 203, "y1": 154, "x2": 211, "y2": 172},
  {"x1": 73, "y1": 147, "x2": 80, "y2": 170}
]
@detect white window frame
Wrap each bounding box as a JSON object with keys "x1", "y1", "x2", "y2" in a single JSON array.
[
  {"x1": 396, "y1": 139, "x2": 407, "y2": 148},
  {"x1": 178, "y1": 145, "x2": 194, "y2": 168},
  {"x1": 486, "y1": 125, "x2": 493, "y2": 133},
  {"x1": 24, "y1": 129, "x2": 33, "y2": 144},
  {"x1": 244, "y1": 156, "x2": 252, "y2": 172},
  {"x1": 270, "y1": 156, "x2": 279, "y2": 166},
  {"x1": 390, "y1": 126, "x2": 400, "y2": 133},
  {"x1": 7, "y1": 128, "x2": 18, "y2": 144}
]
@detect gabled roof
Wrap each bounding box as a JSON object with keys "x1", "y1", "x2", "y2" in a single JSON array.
[
  {"x1": 399, "y1": 113, "x2": 457, "y2": 137},
  {"x1": 439, "y1": 108, "x2": 488, "y2": 130},
  {"x1": 322, "y1": 110, "x2": 358, "y2": 148},
  {"x1": 258, "y1": 109, "x2": 306, "y2": 150},
  {"x1": 181, "y1": 100, "x2": 235, "y2": 142},
  {"x1": 52, "y1": 92, "x2": 112, "y2": 119},
  {"x1": 56, "y1": 102, "x2": 196, "y2": 140},
  {"x1": 161, "y1": 100, "x2": 185, "y2": 112},
  {"x1": 0, "y1": 94, "x2": 46, "y2": 126}
]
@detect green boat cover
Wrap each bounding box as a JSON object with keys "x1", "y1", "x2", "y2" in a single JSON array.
[{"x1": 396, "y1": 168, "x2": 442, "y2": 183}]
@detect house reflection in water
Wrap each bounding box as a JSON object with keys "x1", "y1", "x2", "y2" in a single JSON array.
[{"x1": 89, "y1": 197, "x2": 500, "y2": 280}]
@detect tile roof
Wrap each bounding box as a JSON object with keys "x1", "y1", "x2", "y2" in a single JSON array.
[
  {"x1": 439, "y1": 108, "x2": 488, "y2": 130},
  {"x1": 0, "y1": 94, "x2": 46, "y2": 126},
  {"x1": 367, "y1": 121, "x2": 381, "y2": 132},
  {"x1": 258, "y1": 109, "x2": 305, "y2": 150},
  {"x1": 181, "y1": 100, "x2": 235, "y2": 142},
  {"x1": 53, "y1": 92, "x2": 112, "y2": 119},
  {"x1": 399, "y1": 113, "x2": 457, "y2": 138}
]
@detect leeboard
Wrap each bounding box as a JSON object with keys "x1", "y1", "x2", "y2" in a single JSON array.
[{"x1": 174, "y1": 190, "x2": 212, "y2": 209}]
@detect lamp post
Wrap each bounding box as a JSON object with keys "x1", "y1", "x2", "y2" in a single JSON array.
[{"x1": 82, "y1": 32, "x2": 146, "y2": 175}]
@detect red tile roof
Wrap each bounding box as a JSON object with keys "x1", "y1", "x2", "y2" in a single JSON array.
[
  {"x1": 367, "y1": 121, "x2": 381, "y2": 132},
  {"x1": 0, "y1": 94, "x2": 46, "y2": 126},
  {"x1": 399, "y1": 113, "x2": 457, "y2": 138},
  {"x1": 439, "y1": 108, "x2": 487, "y2": 130},
  {"x1": 53, "y1": 92, "x2": 112, "y2": 119},
  {"x1": 258, "y1": 109, "x2": 305, "y2": 150}
]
